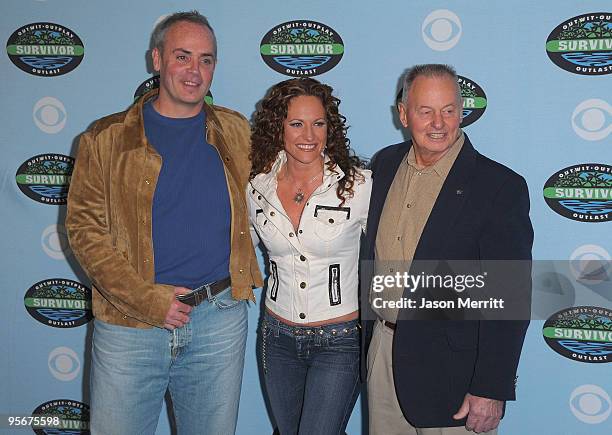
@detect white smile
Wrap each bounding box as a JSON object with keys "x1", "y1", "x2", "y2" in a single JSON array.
[
  {"x1": 427, "y1": 133, "x2": 446, "y2": 139},
  {"x1": 296, "y1": 144, "x2": 317, "y2": 150},
  {"x1": 183, "y1": 81, "x2": 200, "y2": 87}
]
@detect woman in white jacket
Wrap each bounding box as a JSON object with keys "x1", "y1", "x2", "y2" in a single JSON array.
[{"x1": 248, "y1": 78, "x2": 372, "y2": 435}]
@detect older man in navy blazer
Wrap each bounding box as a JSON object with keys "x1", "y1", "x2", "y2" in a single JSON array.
[{"x1": 362, "y1": 64, "x2": 533, "y2": 434}]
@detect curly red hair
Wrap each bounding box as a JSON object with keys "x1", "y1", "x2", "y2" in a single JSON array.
[{"x1": 250, "y1": 78, "x2": 363, "y2": 204}]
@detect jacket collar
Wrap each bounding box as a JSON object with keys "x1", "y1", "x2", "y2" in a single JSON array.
[
  {"x1": 413, "y1": 133, "x2": 478, "y2": 259},
  {"x1": 250, "y1": 150, "x2": 345, "y2": 198}
]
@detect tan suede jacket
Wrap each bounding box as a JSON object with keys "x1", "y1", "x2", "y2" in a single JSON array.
[{"x1": 66, "y1": 90, "x2": 263, "y2": 328}]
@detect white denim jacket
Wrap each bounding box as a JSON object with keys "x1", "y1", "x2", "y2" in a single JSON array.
[{"x1": 248, "y1": 151, "x2": 372, "y2": 323}]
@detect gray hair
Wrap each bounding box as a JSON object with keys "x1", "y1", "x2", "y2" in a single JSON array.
[
  {"x1": 151, "y1": 10, "x2": 217, "y2": 57},
  {"x1": 401, "y1": 64, "x2": 461, "y2": 105}
]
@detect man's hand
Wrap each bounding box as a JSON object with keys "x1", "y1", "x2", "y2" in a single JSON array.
[
  {"x1": 453, "y1": 393, "x2": 503, "y2": 433},
  {"x1": 163, "y1": 287, "x2": 192, "y2": 330}
]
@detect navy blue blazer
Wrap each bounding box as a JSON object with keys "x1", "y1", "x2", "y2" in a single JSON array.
[{"x1": 360, "y1": 134, "x2": 533, "y2": 428}]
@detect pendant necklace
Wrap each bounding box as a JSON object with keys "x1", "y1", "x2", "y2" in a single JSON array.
[{"x1": 282, "y1": 165, "x2": 323, "y2": 204}]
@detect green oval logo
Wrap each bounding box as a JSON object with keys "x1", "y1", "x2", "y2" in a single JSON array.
[
  {"x1": 457, "y1": 75, "x2": 487, "y2": 127},
  {"x1": 6, "y1": 22, "x2": 84, "y2": 76},
  {"x1": 545, "y1": 12, "x2": 612, "y2": 76},
  {"x1": 260, "y1": 20, "x2": 344, "y2": 77},
  {"x1": 24, "y1": 279, "x2": 92, "y2": 328},
  {"x1": 15, "y1": 154, "x2": 74, "y2": 205},
  {"x1": 543, "y1": 163, "x2": 612, "y2": 222}
]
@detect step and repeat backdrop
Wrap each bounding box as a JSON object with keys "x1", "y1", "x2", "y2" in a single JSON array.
[{"x1": 1, "y1": 0, "x2": 610, "y2": 434}]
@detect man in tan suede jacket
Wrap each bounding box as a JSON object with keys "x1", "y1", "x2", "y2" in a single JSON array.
[{"x1": 65, "y1": 11, "x2": 262, "y2": 435}]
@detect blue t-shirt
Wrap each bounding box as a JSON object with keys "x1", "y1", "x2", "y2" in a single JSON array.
[{"x1": 143, "y1": 101, "x2": 231, "y2": 288}]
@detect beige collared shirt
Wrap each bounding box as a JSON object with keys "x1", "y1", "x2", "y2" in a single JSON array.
[{"x1": 371, "y1": 131, "x2": 465, "y2": 322}]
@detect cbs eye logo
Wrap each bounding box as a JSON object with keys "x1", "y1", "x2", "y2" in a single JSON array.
[
  {"x1": 48, "y1": 346, "x2": 81, "y2": 381},
  {"x1": 572, "y1": 99, "x2": 612, "y2": 141},
  {"x1": 570, "y1": 244, "x2": 611, "y2": 285},
  {"x1": 422, "y1": 9, "x2": 462, "y2": 51},
  {"x1": 41, "y1": 224, "x2": 72, "y2": 260},
  {"x1": 33, "y1": 97, "x2": 67, "y2": 134},
  {"x1": 532, "y1": 270, "x2": 575, "y2": 319},
  {"x1": 570, "y1": 384, "x2": 611, "y2": 424}
]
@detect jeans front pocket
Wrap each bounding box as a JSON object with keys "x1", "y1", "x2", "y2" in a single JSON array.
[
  {"x1": 326, "y1": 320, "x2": 360, "y2": 355},
  {"x1": 329, "y1": 330, "x2": 360, "y2": 353},
  {"x1": 212, "y1": 287, "x2": 242, "y2": 310}
]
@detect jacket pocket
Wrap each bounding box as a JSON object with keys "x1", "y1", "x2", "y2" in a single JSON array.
[
  {"x1": 313, "y1": 206, "x2": 350, "y2": 241},
  {"x1": 255, "y1": 209, "x2": 278, "y2": 239}
]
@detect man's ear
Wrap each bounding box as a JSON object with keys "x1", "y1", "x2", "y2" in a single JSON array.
[
  {"x1": 152, "y1": 47, "x2": 161, "y2": 73},
  {"x1": 398, "y1": 102, "x2": 409, "y2": 128}
]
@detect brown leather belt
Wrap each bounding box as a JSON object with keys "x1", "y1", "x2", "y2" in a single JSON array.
[
  {"x1": 176, "y1": 276, "x2": 231, "y2": 307},
  {"x1": 383, "y1": 321, "x2": 396, "y2": 331}
]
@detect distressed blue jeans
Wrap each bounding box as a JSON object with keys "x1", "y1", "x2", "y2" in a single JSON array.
[
  {"x1": 90, "y1": 287, "x2": 247, "y2": 435},
  {"x1": 261, "y1": 311, "x2": 360, "y2": 435}
]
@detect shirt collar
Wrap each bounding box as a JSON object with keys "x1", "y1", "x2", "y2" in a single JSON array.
[
  {"x1": 406, "y1": 130, "x2": 465, "y2": 178},
  {"x1": 250, "y1": 150, "x2": 345, "y2": 195}
]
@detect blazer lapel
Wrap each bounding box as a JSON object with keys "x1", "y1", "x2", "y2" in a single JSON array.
[{"x1": 414, "y1": 136, "x2": 478, "y2": 260}]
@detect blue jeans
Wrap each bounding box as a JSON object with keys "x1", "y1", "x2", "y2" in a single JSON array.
[
  {"x1": 261, "y1": 311, "x2": 360, "y2": 435},
  {"x1": 90, "y1": 287, "x2": 247, "y2": 435}
]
